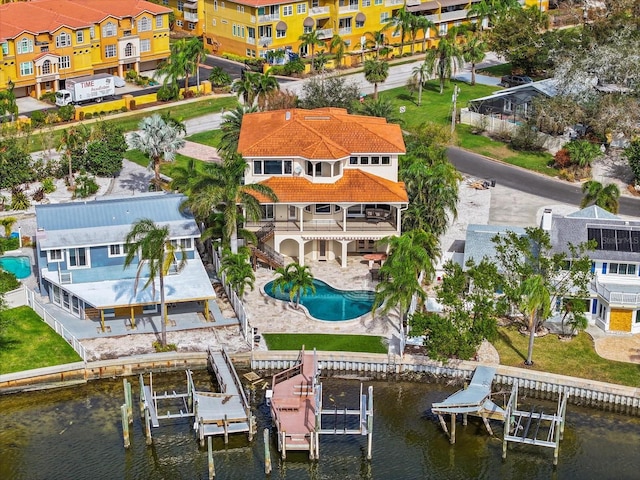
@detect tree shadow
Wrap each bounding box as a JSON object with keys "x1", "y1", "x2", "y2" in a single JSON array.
[
  {"x1": 0, "y1": 336, "x2": 21, "y2": 353},
  {"x1": 118, "y1": 172, "x2": 153, "y2": 193},
  {"x1": 498, "y1": 329, "x2": 526, "y2": 362}
]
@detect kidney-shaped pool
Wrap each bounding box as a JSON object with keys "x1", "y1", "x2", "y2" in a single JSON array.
[{"x1": 264, "y1": 279, "x2": 375, "y2": 321}]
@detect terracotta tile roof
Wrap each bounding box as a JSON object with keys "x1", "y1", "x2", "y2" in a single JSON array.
[
  {"x1": 250, "y1": 169, "x2": 408, "y2": 204},
  {"x1": 238, "y1": 108, "x2": 406, "y2": 160},
  {"x1": 0, "y1": 0, "x2": 170, "y2": 40}
]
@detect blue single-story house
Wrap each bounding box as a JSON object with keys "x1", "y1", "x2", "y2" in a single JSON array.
[{"x1": 35, "y1": 193, "x2": 216, "y2": 329}]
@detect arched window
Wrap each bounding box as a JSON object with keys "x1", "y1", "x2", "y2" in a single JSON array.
[
  {"x1": 42, "y1": 60, "x2": 51, "y2": 75},
  {"x1": 103, "y1": 22, "x2": 117, "y2": 37},
  {"x1": 55, "y1": 32, "x2": 71, "y2": 48},
  {"x1": 138, "y1": 17, "x2": 151, "y2": 32},
  {"x1": 124, "y1": 43, "x2": 134, "y2": 57}
]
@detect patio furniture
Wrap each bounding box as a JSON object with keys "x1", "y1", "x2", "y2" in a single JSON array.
[{"x1": 365, "y1": 208, "x2": 391, "y2": 223}]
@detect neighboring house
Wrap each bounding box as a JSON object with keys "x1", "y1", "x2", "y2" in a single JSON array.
[
  {"x1": 461, "y1": 206, "x2": 640, "y2": 334},
  {"x1": 35, "y1": 193, "x2": 216, "y2": 329},
  {"x1": 200, "y1": 0, "x2": 548, "y2": 60},
  {"x1": 547, "y1": 205, "x2": 640, "y2": 334},
  {"x1": 0, "y1": 0, "x2": 171, "y2": 98},
  {"x1": 238, "y1": 107, "x2": 408, "y2": 268},
  {"x1": 161, "y1": 0, "x2": 204, "y2": 35}
]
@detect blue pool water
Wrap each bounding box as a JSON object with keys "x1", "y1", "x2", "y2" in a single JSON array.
[
  {"x1": 0, "y1": 255, "x2": 31, "y2": 279},
  {"x1": 264, "y1": 279, "x2": 375, "y2": 321}
]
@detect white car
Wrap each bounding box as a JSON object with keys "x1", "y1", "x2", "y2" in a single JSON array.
[{"x1": 113, "y1": 76, "x2": 126, "y2": 88}]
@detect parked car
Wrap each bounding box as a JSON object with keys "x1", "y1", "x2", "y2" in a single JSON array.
[{"x1": 499, "y1": 75, "x2": 533, "y2": 87}]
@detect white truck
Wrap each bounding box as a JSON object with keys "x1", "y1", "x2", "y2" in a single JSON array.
[{"x1": 55, "y1": 73, "x2": 116, "y2": 106}]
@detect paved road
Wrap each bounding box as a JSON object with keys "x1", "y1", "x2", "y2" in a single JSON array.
[{"x1": 448, "y1": 147, "x2": 640, "y2": 217}]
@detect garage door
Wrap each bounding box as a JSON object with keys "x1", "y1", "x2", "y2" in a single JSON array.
[{"x1": 609, "y1": 309, "x2": 632, "y2": 332}]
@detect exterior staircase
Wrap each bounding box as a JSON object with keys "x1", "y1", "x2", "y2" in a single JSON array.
[{"x1": 250, "y1": 222, "x2": 284, "y2": 269}]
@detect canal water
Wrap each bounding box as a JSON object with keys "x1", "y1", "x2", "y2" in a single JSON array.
[{"x1": 1, "y1": 371, "x2": 639, "y2": 480}]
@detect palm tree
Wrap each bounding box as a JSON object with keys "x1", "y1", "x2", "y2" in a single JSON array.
[
  {"x1": 187, "y1": 152, "x2": 278, "y2": 254},
  {"x1": 155, "y1": 38, "x2": 188, "y2": 93},
  {"x1": 424, "y1": 31, "x2": 464, "y2": 94},
  {"x1": 124, "y1": 219, "x2": 186, "y2": 347},
  {"x1": 581, "y1": 180, "x2": 620, "y2": 214},
  {"x1": 363, "y1": 59, "x2": 389, "y2": 100},
  {"x1": 462, "y1": 33, "x2": 487, "y2": 86},
  {"x1": 299, "y1": 30, "x2": 325, "y2": 71},
  {"x1": 220, "y1": 249, "x2": 255, "y2": 296},
  {"x1": 233, "y1": 72, "x2": 258, "y2": 106},
  {"x1": 359, "y1": 97, "x2": 402, "y2": 124},
  {"x1": 364, "y1": 28, "x2": 387, "y2": 60},
  {"x1": 254, "y1": 71, "x2": 280, "y2": 110},
  {"x1": 411, "y1": 61, "x2": 430, "y2": 106},
  {"x1": 467, "y1": 0, "x2": 521, "y2": 28},
  {"x1": 0, "y1": 216, "x2": 16, "y2": 237},
  {"x1": 329, "y1": 34, "x2": 347, "y2": 67},
  {"x1": 386, "y1": 7, "x2": 414, "y2": 55},
  {"x1": 58, "y1": 123, "x2": 90, "y2": 187},
  {"x1": 519, "y1": 274, "x2": 551, "y2": 366},
  {"x1": 184, "y1": 37, "x2": 206, "y2": 90},
  {"x1": 219, "y1": 104, "x2": 258, "y2": 156},
  {"x1": 129, "y1": 114, "x2": 186, "y2": 190},
  {"x1": 169, "y1": 156, "x2": 197, "y2": 194},
  {"x1": 415, "y1": 16, "x2": 435, "y2": 53},
  {"x1": 272, "y1": 262, "x2": 316, "y2": 309}
]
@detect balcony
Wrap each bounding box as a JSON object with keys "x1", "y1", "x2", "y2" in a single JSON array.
[
  {"x1": 316, "y1": 28, "x2": 333, "y2": 39},
  {"x1": 338, "y1": 27, "x2": 352, "y2": 35},
  {"x1": 258, "y1": 13, "x2": 280, "y2": 22},
  {"x1": 246, "y1": 218, "x2": 397, "y2": 235},
  {"x1": 426, "y1": 9, "x2": 470, "y2": 24},
  {"x1": 385, "y1": 0, "x2": 404, "y2": 5},
  {"x1": 593, "y1": 279, "x2": 640, "y2": 307},
  {"x1": 310, "y1": 6, "x2": 331, "y2": 16},
  {"x1": 339, "y1": 4, "x2": 359, "y2": 14},
  {"x1": 247, "y1": 36, "x2": 256, "y2": 44},
  {"x1": 184, "y1": 12, "x2": 199, "y2": 22},
  {"x1": 258, "y1": 36, "x2": 273, "y2": 46}
]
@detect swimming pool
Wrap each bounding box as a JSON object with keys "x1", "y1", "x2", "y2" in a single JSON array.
[
  {"x1": 264, "y1": 279, "x2": 375, "y2": 321},
  {"x1": 0, "y1": 255, "x2": 31, "y2": 279}
]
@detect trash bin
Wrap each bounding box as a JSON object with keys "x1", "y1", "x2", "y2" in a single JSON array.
[
  {"x1": 9, "y1": 232, "x2": 19, "y2": 239},
  {"x1": 490, "y1": 179, "x2": 496, "y2": 187}
]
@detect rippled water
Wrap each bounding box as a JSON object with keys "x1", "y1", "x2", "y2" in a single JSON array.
[{"x1": 1, "y1": 371, "x2": 639, "y2": 480}]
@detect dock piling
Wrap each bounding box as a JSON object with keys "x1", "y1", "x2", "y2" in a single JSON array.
[
  {"x1": 144, "y1": 407, "x2": 152, "y2": 445},
  {"x1": 121, "y1": 404, "x2": 130, "y2": 448},
  {"x1": 207, "y1": 436, "x2": 215, "y2": 479},
  {"x1": 264, "y1": 429, "x2": 272, "y2": 474}
]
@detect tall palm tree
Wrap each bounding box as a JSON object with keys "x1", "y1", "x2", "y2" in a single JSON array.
[
  {"x1": 169, "y1": 156, "x2": 197, "y2": 194},
  {"x1": 462, "y1": 33, "x2": 487, "y2": 86},
  {"x1": 58, "y1": 123, "x2": 91, "y2": 187},
  {"x1": 329, "y1": 34, "x2": 347, "y2": 67},
  {"x1": 467, "y1": 0, "x2": 521, "y2": 29},
  {"x1": 411, "y1": 61, "x2": 430, "y2": 106},
  {"x1": 184, "y1": 37, "x2": 206, "y2": 90},
  {"x1": 364, "y1": 28, "x2": 387, "y2": 60},
  {"x1": 363, "y1": 59, "x2": 389, "y2": 100},
  {"x1": 386, "y1": 7, "x2": 414, "y2": 55},
  {"x1": 299, "y1": 30, "x2": 325, "y2": 71},
  {"x1": 220, "y1": 249, "x2": 255, "y2": 296},
  {"x1": 124, "y1": 219, "x2": 186, "y2": 347},
  {"x1": 129, "y1": 114, "x2": 186, "y2": 190},
  {"x1": 155, "y1": 38, "x2": 189, "y2": 93},
  {"x1": 187, "y1": 152, "x2": 278, "y2": 254},
  {"x1": 272, "y1": 262, "x2": 316, "y2": 309},
  {"x1": 254, "y1": 71, "x2": 280, "y2": 110},
  {"x1": 581, "y1": 180, "x2": 620, "y2": 214},
  {"x1": 219, "y1": 104, "x2": 258, "y2": 156},
  {"x1": 519, "y1": 274, "x2": 551, "y2": 366},
  {"x1": 424, "y1": 31, "x2": 464, "y2": 94},
  {"x1": 415, "y1": 16, "x2": 435, "y2": 53}
]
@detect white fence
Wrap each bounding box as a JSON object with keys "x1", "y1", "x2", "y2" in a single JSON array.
[
  {"x1": 4, "y1": 286, "x2": 27, "y2": 309},
  {"x1": 24, "y1": 287, "x2": 87, "y2": 363},
  {"x1": 212, "y1": 249, "x2": 252, "y2": 347}
]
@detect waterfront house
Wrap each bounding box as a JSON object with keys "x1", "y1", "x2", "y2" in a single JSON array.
[
  {"x1": 238, "y1": 107, "x2": 408, "y2": 268},
  {"x1": 34, "y1": 193, "x2": 216, "y2": 329},
  {"x1": 0, "y1": 0, "x2": 171, "y2": 98}
]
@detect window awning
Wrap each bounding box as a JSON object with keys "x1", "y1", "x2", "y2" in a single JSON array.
[
  {"x1": 355, "y1": 12, "x2": 366, "y2": 23},
  {"x1": 303, "y1": 17, "x2": 314, "y2": 27},
  {"x1": 276, "y1": 21, "x2": 287, "y2": 31}
]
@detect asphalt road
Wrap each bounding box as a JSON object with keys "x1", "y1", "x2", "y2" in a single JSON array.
[{"x1": 448, "y1": 146, "x2": 640, "y2": 217}]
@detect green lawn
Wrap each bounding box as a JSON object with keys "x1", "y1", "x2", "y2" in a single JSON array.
[
  {"x1": 477, "y1": 63, "x2": 512, "y2": 78},
  {"x1": 263, "y1": 333, "x2": 387, "y2": 354},
  {"x1": 493, "y1": 325, "x2": 640, "y2": 387},
  {"x1": 186, "y1": 129, "x2": 224, "y2": 148},
  {"x1": 0, "y1": 306, "x2": 81, "y2": 374},
  {"x1": 123, "y1": 150, "x2": 207, "y2": 178}
]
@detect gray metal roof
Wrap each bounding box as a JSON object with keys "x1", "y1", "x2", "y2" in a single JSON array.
[
  {"x1": 468, "y1": 78, "x2": 559, "y2": 104},
  {"x1": 36, "y1": 193, "x2": 200, "y2": 249},
  {"x1": 565, "y1": 205, "x2": 620, "y2": 220},
  {"x1": 463, "y1": 224, "x2": 526, "y2": 268}
]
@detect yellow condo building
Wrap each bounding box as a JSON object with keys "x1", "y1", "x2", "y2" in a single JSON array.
[
  {"x1": 200, "y1": 0, "x2": 548, "y2": 61},
  {"x1": 0, "y1": 0, "x2": 172, "y2": 98}
]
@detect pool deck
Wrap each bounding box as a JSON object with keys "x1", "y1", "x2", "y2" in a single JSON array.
[{"x1": 245, "y1": 256, "x2": 399, "y2": 350}]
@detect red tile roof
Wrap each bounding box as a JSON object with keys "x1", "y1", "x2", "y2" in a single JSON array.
[
  {"x1": 0, "y1": 0, "x2": 171, "y2": 40},
  {"x1": 238, "y1": 108, "x2": 406, "y2": 160},
  {"x1": 251, "y1": 169, "x2": 408, "y2": 204}
]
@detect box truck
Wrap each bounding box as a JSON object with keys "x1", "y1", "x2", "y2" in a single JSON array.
[{"x1": 55, "y1": 73, "x2": 116, "y2": 106}]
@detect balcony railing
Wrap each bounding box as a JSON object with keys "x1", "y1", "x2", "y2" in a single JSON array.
[
  {"x1": 426, "y1": 9, "x2": 470, "y2": 24},
  {"x1": 258, "y1": 36, "x2": 273, "y2": 46},
  {"x1": 593, "y1": 279, "x2": 640, "y2": 307},
  {"x1": 339, "y1": 4, "x2": 359, "y2": 14},
  {"x1": 246, "y1": 219, "x2": 397, "y2": 233},
  {"x1": 258, "y1": 13, "x2": 280, "y2": 22},
  {"x1": 385, "y1": 0, "x2": 404, "y2": 5},
  {"x1": 247, "y1": 36, "x2": 256, "y2": 44},
  {"x1": 316, "y1": 28, "x2": 333, "y2": 39},
  {"x1": 184, "y1": 12, "x2": 199, "y2": 22},
  {"x1": 338, "y1": 27, "x2": 352, "y2": 35},
  {"x1": 310, "y1": 6, "x2": 331, "y2": 16}
]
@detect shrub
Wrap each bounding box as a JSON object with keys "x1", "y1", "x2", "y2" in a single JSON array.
[
  {"x1": 157, "y1": 85, "x2": 178, "y2": 102},
  {"x1": 153, "y1": 341, "x2": 177, "y2": 352},
  {"x1": 209, "y1": 66, "x2": 232, "y2": 87},
  {"x1": 126, "y1": 69, "x2": 138, "y2": 81},
  {"x1": 73, "y1": 173, "x2": 99, "y2": 198},
  {"x1": 57, "y1": 105, "x2": 75, "y2": 122},
  {"x1": 78, "y1": 111, "x2": 85, "y2": 121},
  {"x1": 120, "y1": 106, "x2": 128, "y2": 113},
  {"x1": 31, "y1": 187, "x2": 45, "y2": 202},
  {"x1": 30, "y1": 110, "x2": 46, "y2": 128},
  {"x1": 625, "y1": 140, "x2": 640, "y2": 182},
  {"x1": 558, "y1": 168, "x2": 576, "y2": 182},
  {"x1": 565, "y1": 139, "x2": 602, "y2": 168},
  {"x1": 510, "y1": 122, "x2": 543, "y2": 151},
  {"x1": 42, "y1": 178, "x2": 56, "y2": 193},
  {"x1": 553, "y1": 148, "x2": 572, "y2": 169},
  {"x1": 268, "y1": 65, "x2": 286, "y2": 75},
  {"x1": 0, "y1": 270, "x2": 20, "y2": 293},
  {"x1": 39, "y1": 92, "x2": 57, "y2": 103},
  {"x1": 84, "y1": 112, "x2": 93, "y2": 120},
  {"x1": 10, "y1": 186, "x2": 31, "y2": 210},
  {"x1": 0, "y1": 236, "x2": 19, "y2": 254},
  {"x1": 285, "y1": 59, "x2": 305, "y2": 75}
]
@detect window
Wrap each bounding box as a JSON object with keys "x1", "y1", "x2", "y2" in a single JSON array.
[
  {"x1": 608, "y1": 263, "x2": 637, "y2": 275},
  {"x1": 68, "y1": 248, "x2": 89, "y2": 268},
  {"x1": 156, "y1": 15, "x2": 164, "y2": 28},
  {"x1": 253, "y1": 160, "x2": 292, "y2": 175},
  {"x1": 306, "y1": 161, "x2": 322, "y2": 176},
  {"x1": 138, "y1": 17, "x2": 151, "y2": 32},
  {"x1": 20, "y1": 61, "x2": 33, "y2": 76},
  {"x1": 162, "y1": 0, "x2": 169, "y2": 4},
  {"x1": 188, "y1": 22, "x2": 196, "y2": 30},
  {"x1": 177, "y1": 1, "x2": 184, "y2": 11},
  {"x1": 356, "y1": 19, "x2": 365, "y2": 28},
  {"x1": 360, "y1": 156, "x2": 369, "y2": 165},
  {"x1": 439, "y1": 23, "x2": 448, "y2": 36},
  {"x1": 17, "y1": 38, "x2": 33, "y2": 54},
  {"x1": 349, "y1": 156, "x2": 390, "y2": 165},
  {"x1": 277, "y1": 29, "x2": 286, "y2": 38},
  {"x1": 140, "y1": 39, "x2": 151, "y2": 53},
  {"x1": 47, "y1": 249, "x2": 63, "y2": 262},
  {"x1": 214, "y1": 0, "x2": 218, "y2": 10},
  {"x1": 312, "y1": 0, "x2": 319, "y2": 6},
  {"x1": 109, "y1": 244, "x2": 129, "y2": 257},
  {"x1": 380, "y1": 12, "x2": 389, "y2": 22},
  {"x1": 362, "y1": 0, "x2": 370, "y2": 5},
  {"x1": 504, "y1": 99, "x2": 513, "y2": 112},
  {"x1": 170, "y1": 238, "x2": 193, "y2": 250},
  {"x1": 103, "y1": 22, "x2": 117, "y2": 37},
  {"x1": 374, "y1": 0, "x2": 383, "y2": 4},
  {"x1": 304, "y1": 204, "x2": 342, "y2": 214},
  {"x1": 176, "y1": 19, "x2": 184, "y2": 27},
  {"x1": 60, "y1": 55, "x2": 70, "y2": 69},
  {"x1": 237, "y1": 5, "x2": 244, "y2": 12},
  {"x1": 124, "y1": 43, "x2": 134, "y2": 57},
  {"x1": 303, "y1": 25, "x2": 313, "y2": 34},
  {"x1": 371, "y1": 156, "x2": 380, "y2": 165},
  {"x1": 212, "y1": 19, "x2": 217, "y2": 26},
  {"x1": 90, "y1": 26, "x2": 95, "y2": 39},
  {"x1": 283, "y1": 5, "x2": 293, "y2": 16},
  {"x1": 105, "y1": 45, "x2": 116, "y2": 58},
  {"x1": 636, "y1": 310, "x2": 640, "y2": 324},
  {"x1": 297, "y1": 3, "x2": 306, "y2": 14},
  {"x1": 261, "y1": 205, "x2": 275, "y2": 220},
  {"x1": 76, "y1": 30, "x2": 84, "y2": 44},
  {"x1": 316, "y1": 204, "x2": 332, "y2": 214},
  {"x1": 349, "y1": 156, "x2": 357, "y2": 165},
  {"x1": 42, "y1": 60, "x2": 51, "y2": 75},
  {"x1": 1, "y1": 42, "x2": 8, "y2": 55}
]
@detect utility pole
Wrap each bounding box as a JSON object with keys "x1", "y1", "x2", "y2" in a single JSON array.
[{"x1": 451, "y1": 85, "x2": 460, "y2": 134}]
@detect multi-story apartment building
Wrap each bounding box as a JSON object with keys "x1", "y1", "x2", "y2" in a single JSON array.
[
  {"x1": 0, "y1": 0, "x2": 172, "y2": 98},
  {"x1": 158, "y1": 0, "x2": 205, "y2": 36},
  {"x1": 200, "y1": 0, "x2": 548, "y2": 60},
  {"x1": 238, "y1": 107, "x2": 408, "y2": 268}
]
